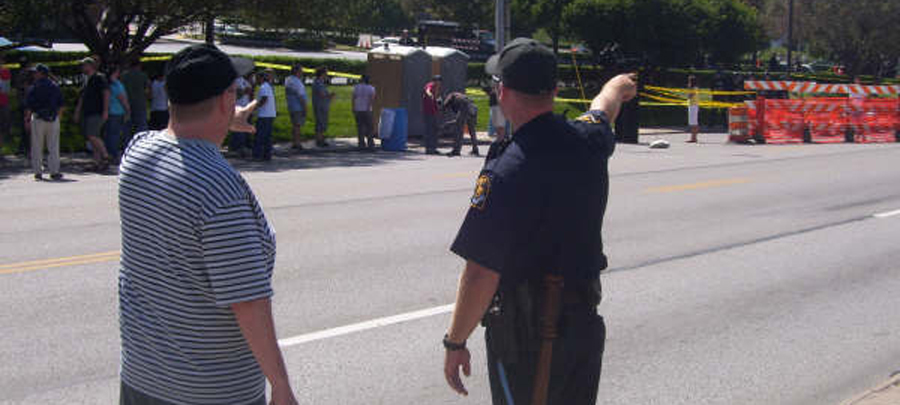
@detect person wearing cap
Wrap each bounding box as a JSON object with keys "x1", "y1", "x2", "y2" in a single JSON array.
[
  {"x1": 285, "y1": 64, "x2": 308, "y2": 151},
  {"x1": 442, "y1": 91, "x2": 479, "y2": 157},
  {"x1": 312, "y1": 67, "x2": 335, "y2": 148},
  {"x1": 422, "y1": 75, "x2": 443, "y2": 154},
  {"x1": 253, "y1": 69, "x2": 277, "y2": 161},
  {"x1": 24, "y1": 64, "x2": 63, "y2": 181},
  {"x1": 442, "y1": 38, "x2": 637, "y2": 405},
  {"x1": 74, "y1": 57, "x2": 112, "y2": 171},
  {"x1": 117, "y1": 44, "x2": 298, "y2": 405}
]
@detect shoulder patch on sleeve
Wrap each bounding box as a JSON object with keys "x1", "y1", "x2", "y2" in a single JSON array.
[
  {"x1": 575, "y1": 113, "x2": 598, "y2": 124},
  {"x1": 470, "y1": 173, "x2": 492, "y2": 210}
]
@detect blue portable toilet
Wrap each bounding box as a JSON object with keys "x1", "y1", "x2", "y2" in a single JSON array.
[{"x1": 380, "y1": 108, "x2": 408, "y2": 151}]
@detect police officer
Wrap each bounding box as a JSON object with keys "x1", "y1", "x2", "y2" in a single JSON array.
[{"x1": 441, "y1": 38, "x2": 637, "y2": 405}]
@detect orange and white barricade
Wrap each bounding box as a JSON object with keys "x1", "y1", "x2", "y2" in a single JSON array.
[
  {"x1": 804, "y1": 98, "x2": 848, "y2": 144},
  {"x1": 728, "y1": 107, "x2": 751, "y2": 143},
  {"x1": 763, "y1": 99, "x2": 805, "y2": 144},
  {"x1": 851, "y1": 99, "x2": 899, "y2": 143}
]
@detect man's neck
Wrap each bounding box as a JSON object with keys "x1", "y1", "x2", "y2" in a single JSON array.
[
  {"x1": 167, "y1": 121, "x2": 225, "y2": 147},
  {"x1": 509, "y1": 108, "x2": 552, "y2": 129}
]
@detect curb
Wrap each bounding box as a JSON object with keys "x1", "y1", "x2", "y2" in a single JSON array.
[{"x1": 841, "y1": 373, "x2": 900, "y2": 405}]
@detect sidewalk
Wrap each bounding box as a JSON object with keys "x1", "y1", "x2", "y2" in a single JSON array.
[
  {"x1": 0, "y1": 132, "x2": 496, "y2": 174},
  {"x1": 0, "y1": 127, "x2": 709, "y2": 174},
  {"x1": 842, "y1": 374, "x2": 900, "y2": 405}
]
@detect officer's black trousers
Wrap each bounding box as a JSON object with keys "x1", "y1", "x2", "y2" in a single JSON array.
[{"x1": 486, "y1": 308, "x2": 606, "y2": 405}]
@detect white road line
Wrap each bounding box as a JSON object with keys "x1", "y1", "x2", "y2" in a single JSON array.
[
  {"x1": 278, "y1": 304, "x2": 455, "y2": 348},
  {"x1": 873, "y1": 209, "x2": 900, "y2": 219}
]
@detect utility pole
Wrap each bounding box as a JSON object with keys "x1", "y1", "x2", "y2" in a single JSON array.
[
  {"x1": 495, "y1": 0, "x2": 510, "y2": 51},
  {"x1": 786, "y1": 0, "x2": 794, "y2": 71}
]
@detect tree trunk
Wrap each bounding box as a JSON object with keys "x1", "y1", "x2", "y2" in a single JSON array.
[{"x1": 205, "y1": 15, "x2": 216, "y2": 45}]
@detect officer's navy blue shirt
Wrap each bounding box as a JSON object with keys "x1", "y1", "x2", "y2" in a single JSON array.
[
  {"x1": 26, "y1": 77, "x2": 63, "y2": 121},
  {"x1": 451, "y1": 111, "x2": 614, "y2": 286}
]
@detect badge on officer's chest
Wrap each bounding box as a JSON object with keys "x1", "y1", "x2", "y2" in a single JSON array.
[{"x1": 470, "y1": 174, "x2": 492, "y2": 210}]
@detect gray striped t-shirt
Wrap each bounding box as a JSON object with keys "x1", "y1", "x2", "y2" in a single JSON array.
[{"x1": 118, "y1": 130, "x2": 275, "y2": 405}]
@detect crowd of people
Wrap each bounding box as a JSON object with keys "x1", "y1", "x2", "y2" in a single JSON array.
[
  {"x1": 0, "y1": 49, "x2": 522, "y2": 180},
  {"x1": 0, "y1": 55, "x2": 387, "y2": 177}
]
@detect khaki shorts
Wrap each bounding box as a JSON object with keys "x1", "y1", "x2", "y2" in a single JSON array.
[
  {"x1": 83, "y1": 115, "x2": 104, "y2": 139},
  {"x1": 289, "y1": 110, "x2": 306, "y2": 126}
]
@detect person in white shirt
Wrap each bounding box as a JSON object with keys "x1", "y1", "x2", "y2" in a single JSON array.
[
  {"x1": 253, "y1": 70, "x2": 277, "y2": 161},
  {"x1": 352, "y1": 75, "x2": 377, "y2": 150},
  {"x1": 285, "y1": 65, "x2": 307, "y2": 151},
  {"x1": 149, "y1": 74, "x2": 168, "y2": 130},
  {"x1": 229, "y1": 74, "x2": 254, "y2": 156}
]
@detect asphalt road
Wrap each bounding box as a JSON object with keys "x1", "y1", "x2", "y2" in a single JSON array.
[{"x1": 2, "y1": 133, "x2": 899, "y2": 404}]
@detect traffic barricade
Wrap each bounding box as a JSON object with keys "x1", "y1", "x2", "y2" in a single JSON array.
[
  {"x1": 728, "y1": 106, "x2": 751, "y2": 143},
  {"x1": 850, "y1": 99, "x2": 899, "y2": 143},
  {"x1": 763, "y1": 99, "x2": 805, "y2": 144},
  {"x1": 804, "y1": 98, "x2": 848, "y2": 144}
]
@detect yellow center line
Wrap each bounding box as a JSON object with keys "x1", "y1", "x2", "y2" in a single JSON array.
[
  {"x1": 0, "y1": 251, "x2": 120, "y2": 275},
  {"x1": 646, "y1": 178, "x2": 752, "y2": 193}
]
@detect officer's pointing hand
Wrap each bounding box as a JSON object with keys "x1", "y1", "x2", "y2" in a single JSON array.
[
  {"x1": 608, "y1": 73, "x2": 639, "y2": 103},
  {"x1": 444, "y1": 347, "x2": 471, "y2": 396}
]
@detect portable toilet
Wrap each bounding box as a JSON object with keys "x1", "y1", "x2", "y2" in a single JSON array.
[
  {"x1": 425, "y1": 46, "x2": 470, "y2": 95},
  {"x1": 367, "y1": 45, "x2": 431, "y2": 138}
]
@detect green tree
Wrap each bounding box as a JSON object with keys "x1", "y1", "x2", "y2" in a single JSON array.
[
  {"x1": 0, "y1": 0, "x2": 238, "y2": 69},
  {"x1": 564, "y1": 0, "x2": 763, "y2": 66},
  {"x1": 794, "y1": 0, "x2": 900, "y2": 76},
  {"x1": 564, "y1": 0, "x2": 706, "y2": 66},
  {"x1": 701, "y1": 0, "x2": 765, "y2": 64},
  {"x1": 513, "y1": 0, "x2": 578, "y2": 54}
]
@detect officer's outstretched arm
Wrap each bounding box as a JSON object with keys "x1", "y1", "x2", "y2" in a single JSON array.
[{"x1": 590, "y1": 73, "x2": 638, "y2": 123}]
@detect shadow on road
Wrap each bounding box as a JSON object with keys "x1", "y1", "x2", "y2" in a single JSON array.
[{"x1": 228, "y1": 149, "x2": 423, "y2": 173}]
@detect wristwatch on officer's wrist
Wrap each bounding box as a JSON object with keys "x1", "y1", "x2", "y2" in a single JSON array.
[{"x1": 443, "y1": 334, "x2": 467, "y2": 351}]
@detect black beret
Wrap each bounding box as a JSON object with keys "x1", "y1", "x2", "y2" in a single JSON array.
[{"x1": 165, "y1": 44, "x2": 237, "y2": 105}]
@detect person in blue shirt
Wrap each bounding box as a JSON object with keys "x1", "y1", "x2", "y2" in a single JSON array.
[
  {"x1": 25, "y1": 64, "x2": 64, "y2": 180},
  {"x1": 441, "y1": 38, "x2": 637, "y2": 405},
  {"x1": 106, "y1": 66, "x2": 131, "y2": 164}
]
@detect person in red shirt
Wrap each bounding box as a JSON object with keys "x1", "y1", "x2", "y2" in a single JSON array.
[
  {"x1": 0, "y1": 54, "x2": 12, "y2": 150},
  {"x1": 422, "y1": 75, "x2": 443, "y2": 155}
]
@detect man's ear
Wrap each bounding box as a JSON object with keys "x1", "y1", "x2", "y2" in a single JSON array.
[{"x1": 219, "y1": 92, "x2": 232, "y2": 116}]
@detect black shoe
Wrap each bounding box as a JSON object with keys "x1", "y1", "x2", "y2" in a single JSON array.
[
  {"x1": 291, "y1": 144, "x2": 304, "y2": 151},
  {"x1": 50, "y1": 173, "x2": 63, "y2": 181},
  {"x1": 316, "y1": 141, "x2": 331, "y2": 148},
  {"x1": 425, "y1": 149, "x2": 441, "y2": 155},
  {"x1": 34, "y1": 174, "x2": 43, "y2": 181},
  {"x1": 469, "y1": 150, "x2": 480, "y2": 156},
  {"x1": 446, "y1": 150, "x2": 461, "y2": 157}
]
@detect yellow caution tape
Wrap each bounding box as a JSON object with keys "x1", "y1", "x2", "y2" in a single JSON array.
[
  {"x1": 645, "y1": 85, "x2": 756, "y2": 96},
  {"x1": 255, "y1": 61, "x2": 361, "y2": 79}
]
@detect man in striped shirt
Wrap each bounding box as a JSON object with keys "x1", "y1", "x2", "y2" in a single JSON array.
[{"x1": 118, "y1": 44, "x2": 298, "y2": 405}]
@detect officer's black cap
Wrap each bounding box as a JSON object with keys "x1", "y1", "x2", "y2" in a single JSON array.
[
  {"x1": 485, "y1": 38, "x2": 557, "y2": 95},
  {"x1": 165, "y1": 44, "x2": 238, "y2": 105}
]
